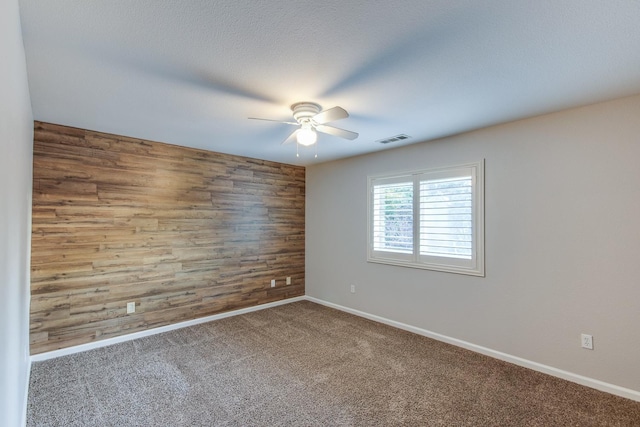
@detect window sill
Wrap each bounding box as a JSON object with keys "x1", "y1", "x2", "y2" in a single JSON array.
[{"x1": 367, "y1": 256, "x2": 485, "y2": 277}]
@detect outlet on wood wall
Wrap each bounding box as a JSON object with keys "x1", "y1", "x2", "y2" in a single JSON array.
[{"x1": 30, "y1": 122, "x2": 305, "y2": 354}]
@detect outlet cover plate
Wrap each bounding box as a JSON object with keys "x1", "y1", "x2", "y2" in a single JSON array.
[
  {"x1": 581, "y1": 334, "x2": 593, "y2": 350},
  {"x1": 127, "y1": 302, "x2": 135, "y2": 314}
]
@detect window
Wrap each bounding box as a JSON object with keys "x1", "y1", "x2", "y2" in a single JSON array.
[{"x1": 368, "y1": 161, "x2": 484, "y2": 276}]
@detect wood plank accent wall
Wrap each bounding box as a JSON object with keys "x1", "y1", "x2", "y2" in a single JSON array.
[{"x1": 30, "y1": 122, "x2": 305, "y2": 354}]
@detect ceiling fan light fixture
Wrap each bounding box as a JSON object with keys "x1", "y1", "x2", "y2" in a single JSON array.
[
  {"x1": 297, "y1": 126, "x2": 317, "y2": 146},
  {"x1": 249, "y1": 101, "x2": 357, "y2": 152}
]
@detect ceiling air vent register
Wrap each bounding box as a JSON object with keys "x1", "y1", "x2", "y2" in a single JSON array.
[{"x1": 376, "y1": 134, "x2": 411, "y2": 144}]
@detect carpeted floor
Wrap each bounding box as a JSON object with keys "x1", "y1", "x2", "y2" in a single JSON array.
[{"x1": 27, "y1": 301, "x2": 640, "y2": 426}]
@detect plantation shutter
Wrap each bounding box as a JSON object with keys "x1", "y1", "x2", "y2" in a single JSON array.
[
  {"x1": 419, "y1": 175, "x2": 473, "y2": 259},
  {"x1": 371, "y1": 177, "x2": 413, "y2": 256},
  {"x1": 368, "y1": 161, "x2": 484, "y2": 276}
]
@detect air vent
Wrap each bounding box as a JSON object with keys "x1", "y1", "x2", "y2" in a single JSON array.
[{"x1": 376, "y1": 134, "x2": 411, "y2": 144}]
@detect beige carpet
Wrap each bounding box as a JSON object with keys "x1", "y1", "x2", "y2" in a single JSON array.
[{"x1": 27, "y1": 300, "x2": 640, "y2": 426}]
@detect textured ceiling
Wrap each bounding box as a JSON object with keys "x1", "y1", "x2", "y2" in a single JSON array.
[{"x1": 18, "y1": 1, "x2": 640, "y2": 165}]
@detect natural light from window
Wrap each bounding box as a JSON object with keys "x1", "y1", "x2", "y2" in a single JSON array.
[{"x1": 368, "y1": 161, "x2": 484, "y2": 276}]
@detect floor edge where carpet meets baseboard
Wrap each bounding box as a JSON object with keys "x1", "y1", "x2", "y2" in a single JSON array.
[
  {"x1": 305, "y1": 296, "x2": 640, "y2": 403},
  {"x1": 30, "y1": 296, "x2": 306, "y2": 362},
  {"x1": 29, "y1": 294, "x2": 640, "y2": 403}
]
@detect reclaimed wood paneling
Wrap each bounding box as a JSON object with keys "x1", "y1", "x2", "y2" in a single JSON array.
[{"x1": 30, "y1": 122, "x2": 305, "y2": 354}]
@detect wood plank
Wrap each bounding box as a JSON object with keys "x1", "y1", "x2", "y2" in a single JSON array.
[{"x1": 30, "y1": 122, "x2": 305, "y2": 353}]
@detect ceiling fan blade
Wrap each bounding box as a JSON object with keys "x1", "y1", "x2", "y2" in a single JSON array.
[
  {"x1": 248, "y1": 117, "x2": 298, "y2": 125},
  {"x1": 316, "y1": 124, "x2": 359, "y2": 140},
  {"x1": 281, "y1": 129, "x2": 300, "y2": 145},
  {"x1": 313, "y1": 106, "x2": 349, "y2": 124}
]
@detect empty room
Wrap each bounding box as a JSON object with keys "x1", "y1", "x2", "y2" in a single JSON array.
[{"x1": 3, "y1": 1, "x2": 640, "y2": 426}]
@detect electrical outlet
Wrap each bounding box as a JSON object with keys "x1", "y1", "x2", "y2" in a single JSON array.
[
  {"x1": 350, "y1": 284, "x2": 356, "y2": 294},
  {"x1": 126, "y1": 302, "x2": 135, "y2": 314},
  {"x1": 581, "y1": 334, "x2": 593, "y2": 350},
  {"x1": 270, "y1": 279, "x2": 276, "y2": 288},
  {"x1": 286, "y1": 276, "x2": 291, "y2": 285}
]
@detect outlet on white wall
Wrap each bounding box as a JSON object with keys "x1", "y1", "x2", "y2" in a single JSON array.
[
  {"x1": 350, "y1": 284, "x2": 356, "y2": 294},
  {"x1": 581, "y1": 334, "x2": 593, "y2": 350}
]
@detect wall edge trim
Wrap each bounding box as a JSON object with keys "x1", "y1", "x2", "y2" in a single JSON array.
[
  {"x1": 22, "y1": 357, "x2": 32, "y2": 426},
  {"x1": 304, "y1": 296, "x2": 640, "y2": 403},
  {"x1": 30, "y1": 296, "x2": 305, "y2": 362}
]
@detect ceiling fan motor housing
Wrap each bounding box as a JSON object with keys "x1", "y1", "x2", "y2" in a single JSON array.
[
  {"x1": 291, "y1": 102, "x2": 321, "y2": 124},
  {"x1": 248, "y1": 102, "x2": 357, "y2": 146}
]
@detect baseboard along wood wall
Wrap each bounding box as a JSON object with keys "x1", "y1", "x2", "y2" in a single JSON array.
[
  {"x1": 31, "y1": 295, "x2": 640, "y2": 403},
  {"x1": 30, "y1": 122, "x2": 305, "y2": 354}
]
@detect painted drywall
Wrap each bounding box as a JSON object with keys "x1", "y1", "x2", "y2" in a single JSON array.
[
  {"x1": 0, "y1": 0, "x2": 33, "y2": 425},
  {"x1": 306, "y1": 94, "x2": 640, "y2": 393}
]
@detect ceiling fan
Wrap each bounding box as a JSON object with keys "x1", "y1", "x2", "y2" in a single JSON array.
[{"x1": 249, "y1": 102, "x2": 358, "y2": 147}]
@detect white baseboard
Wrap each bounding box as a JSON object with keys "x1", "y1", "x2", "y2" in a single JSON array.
[
  {"x1": 29, "y1": 294, "x2": 640, "y2": 403},
  {"x1": 305, "y1": 296, "x2": 640, "y2": 403},
  {"x1": 30, "y1": 296, "x2": 305, "y2": 362}
]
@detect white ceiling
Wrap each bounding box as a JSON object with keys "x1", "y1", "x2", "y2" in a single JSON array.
[{"x1": 18, "y1": 1, "x2": 640, "y2": 166}]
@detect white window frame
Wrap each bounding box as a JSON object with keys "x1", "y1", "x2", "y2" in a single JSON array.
[{"x1": 367, "y1": 160, "x2": 485, "y2": 277}]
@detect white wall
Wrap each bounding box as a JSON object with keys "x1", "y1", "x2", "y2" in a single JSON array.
[
  {"x1": 0, "y1": 0, "x2": 33, "y2": 425},
  {"x1": 306, "y1": 94, "x2": 640, "y2": 393}
]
